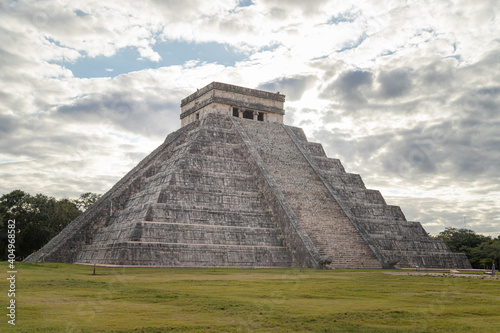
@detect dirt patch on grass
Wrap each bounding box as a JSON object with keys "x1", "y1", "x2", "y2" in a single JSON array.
[{"x1": 384, "y1": 271, "x2": 500, "y2": 279}]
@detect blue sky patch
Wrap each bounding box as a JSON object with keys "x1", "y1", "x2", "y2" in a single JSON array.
[
  {"x1": 337, "y1": 33, "x2": 367, "y2": 53},
  {"x1": 155, "y1": 40, "x2": 247, "y2": 67},
  {"x1": 74, "y1": 10, "x2": 89, "y2": 17},
  {"x1": 55, "y1": 46, "x2": 148, "y2": 78},
  {"x1": 53, "y1": 40, "x2": 247, "y2": 78},
  {"x1": 238, "y1": 0, "x2": 253, "y2": 7},
  {"x1": 327, "y1": 11, "x2": 358, "y2": 25}
]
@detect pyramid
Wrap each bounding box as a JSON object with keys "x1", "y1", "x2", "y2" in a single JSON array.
[{"x1": 25, "y1": 82, "x2": 471, "y2": 269}]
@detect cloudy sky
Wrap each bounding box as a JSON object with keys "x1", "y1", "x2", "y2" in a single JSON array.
[{"x1": 1, "y1": 0, "x2": 498, "y2": 236}]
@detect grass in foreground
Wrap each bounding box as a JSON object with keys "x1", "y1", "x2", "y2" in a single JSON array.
[{"x1": 1, "y1": 263, "x2": 499, "y2": 332}]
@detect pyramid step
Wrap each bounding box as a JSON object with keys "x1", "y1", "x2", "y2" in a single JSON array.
[
  {"x1": 359, "y1": 220, "x2": 428, "y2": 238},
  {"x1": 188, "y1": 143, "x2": 246, "y2": 157},
  {"x1": 154, "y1": 192, "x2": 268, "y2": 211},
  {"x1": 158, "y1": 187, "x2": 264, "y2": 202},
  {"x1": 303, "y1": 142, "x2": 327, "y2": 157},
  {"x1": 348, "y1": 203, "x2": 406, "y2": 220},
  {"x1": 380, "y1": 250, "x2": 471, "y2": 269},
  {"x1": 142, "y1": 221, "x2": 279, "y2": 230},
  {"x1": 90, "y1": 222, "x2": 284, "y2": 247},
  {"x1": 286, "y1": 126, "x2": 307, "y2": 141},
  {"x1": 323, "y1": 172, "x2": 366, "y2": 188},
  {"x1": 127, "y1": 241, "x2": 286, "y2": 248},
  {"x1": 136, "y1": 221, "x2": 284, "y2": 246},
  {"x1": 176, "y1": 155, "x2": 253, "y2": 172},
  {"x1": 313, "y1": 156, "x2": 346, "y2": 173},
  {"x1": 169, "y1": 173, "x2": 260, "y2": 191},
  {"x1": 373, "y1": 237, "x2": 450, "y2": 252},
  {"x1": 146, "y1": 203, "x2": 275, "y2": 228},
  {"x1": 355, "y1": 216, "x2": 409, "y2": 228},
  {"x1": 334, "y1": 189, "x2": 386, "y2": 205},
  {"x1": 198, "y1": 127, "x2": 241, "y2": 140},
  {"x1": 76, "y1": 242, "x2": 292, "y2": 267}
]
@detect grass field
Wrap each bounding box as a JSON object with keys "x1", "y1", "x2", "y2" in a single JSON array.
[{"x1": 1, "y1": 263, "x2": 499, "y2": 332}]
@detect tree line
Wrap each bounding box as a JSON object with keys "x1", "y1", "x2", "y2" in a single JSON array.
[
  {"x1": 437, "y1": 227, "x2": 500, "y2": 269},
  {"x1": 0, "y1": 190, "x2": 101, "y2": 260},
  {"x1": 1, "y1": 189, "x2": 499, "y2": 268}
]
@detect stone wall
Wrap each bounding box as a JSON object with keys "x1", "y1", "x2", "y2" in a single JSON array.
[{"x1": 180, "y1": 82, "x2": 285, "y2": 126}]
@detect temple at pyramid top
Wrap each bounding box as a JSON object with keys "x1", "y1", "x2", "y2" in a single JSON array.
[{"x1": 180, "y1": 82, "x2": 286, "y2": 127}]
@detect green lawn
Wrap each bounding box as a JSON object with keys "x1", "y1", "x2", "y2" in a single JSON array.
[{"x1": 1, "y1": 263, "x2": 499, "y2": 332}]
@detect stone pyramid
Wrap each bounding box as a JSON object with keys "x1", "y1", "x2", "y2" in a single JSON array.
[{"x1": 26, "y1": 82, "x2": 471, "y2": 269}]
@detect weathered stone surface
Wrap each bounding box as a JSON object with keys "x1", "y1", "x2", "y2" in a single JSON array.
[
  {"x1": 239, "y1": 119, "x2": 382, "y2": 268},
  {"x1": 299, "y1": 130, "x2": 470, "y2": 269},
  {"x1": 25, "y1": 82, "x2": 471, "y2": 269}
]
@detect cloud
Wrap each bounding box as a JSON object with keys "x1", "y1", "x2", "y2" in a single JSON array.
[
  {"x1": 55, "y1": 92, "x2": 179, "y2": 138},
  {"x1": 377, "y1": 68, "x2": 412, "y2": 98},
  {"x1": 257, "y1": 75, "x2": 316, "y2": 101},
  {"x1": 320, "y1": 70, "x2": 373, "y2": 104},
  {"x1": 0, "y1": 113, "x2": 18, "y2": 135},
  {"x1": 261, "y1": 0, "x2": 330, "y2": 16}
]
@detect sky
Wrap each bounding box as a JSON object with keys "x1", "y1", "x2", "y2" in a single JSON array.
[{"x1": 0, "y1": 0, "x2": 499, "y2": 236}]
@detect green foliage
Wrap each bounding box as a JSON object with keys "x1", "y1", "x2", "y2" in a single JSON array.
[
  {"x1": 0, "y1": 190, "x2": 99, "y2": 259},
  {"x1": 1, "y1": 264, "x2": 500, "y2": 332},
  {"x1": 74, "y1": 192, "x2": 102, "y2": 211},
  {"x1": 438, "y1": 227, "x2": 500, "y2": 269}
]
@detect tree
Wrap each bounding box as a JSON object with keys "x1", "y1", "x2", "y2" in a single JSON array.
[
  {"x1": 477, "y1": 240, "x2": 500, "y2": 268},
  {"x1": 0, "y1": 190, "x2": 82, "y2": 259},
  {"x1": 438, "y1": 227, "x2": 489, "y2": 252},
  {"x1": 478, "y1": 258, "x2": 493, "y2": 269},
  {"x1": 438, "y1": 227, "x2": 499, "y2": 269},
  {"x1": 74, "y1": 192, "x2": 102, "y2": 211}
]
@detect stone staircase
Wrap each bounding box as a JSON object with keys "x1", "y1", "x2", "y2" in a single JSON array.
[{"x1": 239, "y1": 119, "x2": 382, "y2": 268}]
